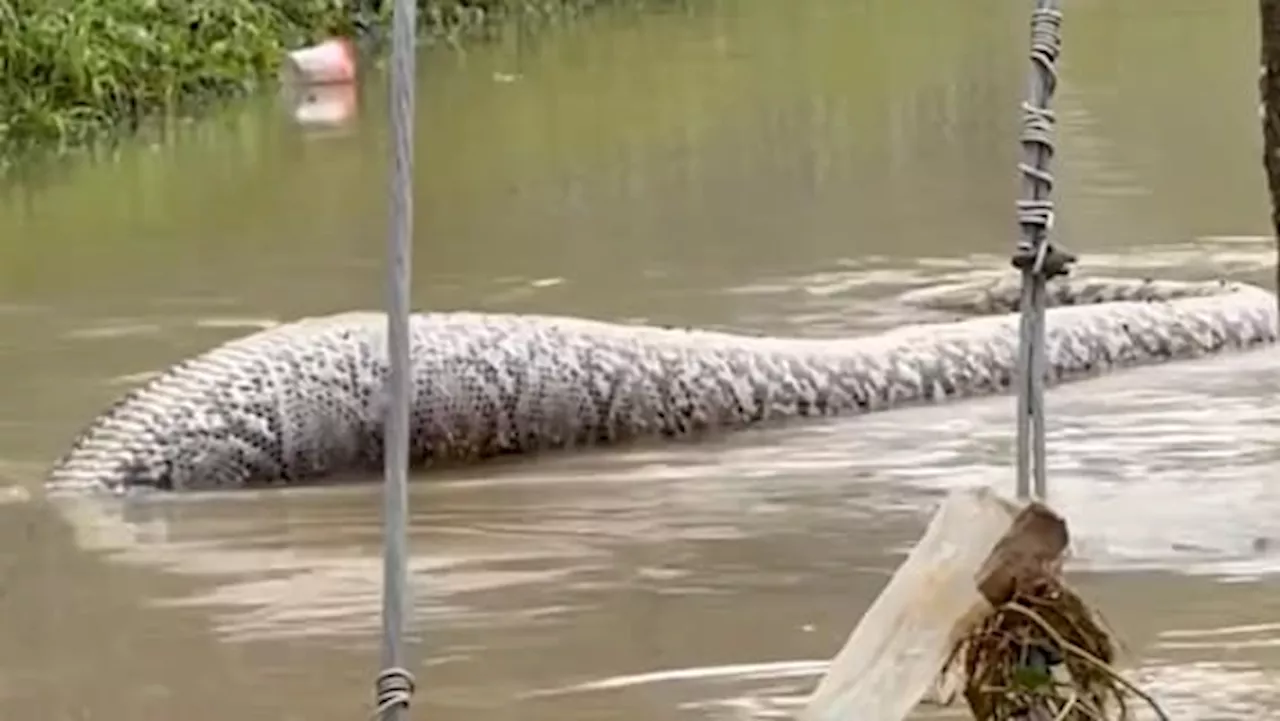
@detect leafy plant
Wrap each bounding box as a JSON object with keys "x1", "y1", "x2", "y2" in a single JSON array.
[{"x1": 0, "y1": 0, "x2": 650, "y2": 162}]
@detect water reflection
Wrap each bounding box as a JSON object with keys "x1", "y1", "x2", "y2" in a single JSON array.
[{"x1": 285, "y1": 84, "x2": 360, "y2": 132}]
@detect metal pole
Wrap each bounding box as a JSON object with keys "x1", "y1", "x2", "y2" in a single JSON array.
[
  {"x1": 373, "y1": 0, "x2": 418, "y2": 716},
  {"x1": 1260, "y1": 0, "x2": 1280, "y2": 319},
  {"x1": 1013, "y1": 0, "x2": 1070, "y2": 502}
]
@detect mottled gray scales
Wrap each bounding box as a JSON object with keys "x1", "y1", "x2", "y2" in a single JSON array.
[{"x1": 46, "y1": 277, "x2": 1279, "y2": 493}]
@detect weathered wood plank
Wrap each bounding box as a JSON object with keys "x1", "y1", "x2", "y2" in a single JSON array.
[{"x1": 799, "y1": 487, "x2": 1022, "y2": 721}]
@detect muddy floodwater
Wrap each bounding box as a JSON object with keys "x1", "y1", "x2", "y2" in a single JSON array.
[{"x1": 2, "y1": 0, "x2": 1280, "y2": 719}]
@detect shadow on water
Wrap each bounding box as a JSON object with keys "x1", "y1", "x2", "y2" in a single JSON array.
[{"x1": 1, "y1": 0, "x2": 1279, "y2": 719}]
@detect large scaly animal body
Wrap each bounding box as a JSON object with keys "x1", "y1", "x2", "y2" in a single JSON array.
[{"x1": 46, "y1": 276, "x2": 1278, "y2": 493}]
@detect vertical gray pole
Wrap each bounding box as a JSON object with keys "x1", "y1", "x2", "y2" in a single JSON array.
[
  {"x1": 374, "y1": 0, "x2": 418, "y2": 717},
  {"x1": 1013, "y1": 0, "x2": 1068, "y2": 501},
  {"x1": 1260, "y1": 0, "x2": 1280, "y2": 319}
]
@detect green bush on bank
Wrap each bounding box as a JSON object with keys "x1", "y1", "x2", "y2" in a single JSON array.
[{"x1": 0, "y1": 0, "x2": 622, "y2": 160}]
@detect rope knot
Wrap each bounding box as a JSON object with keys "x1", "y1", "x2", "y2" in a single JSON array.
[
  {"x1": 372, "y1": 666, "x2": 416, "y2": 719},
  {"x1": 1011, "y1": 238, "x2": 1075, "y2": 280}
]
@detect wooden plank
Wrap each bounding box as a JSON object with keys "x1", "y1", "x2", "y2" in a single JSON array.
[{"x1": 798, "y1": 487, "x2": 1022, "y2": 721}]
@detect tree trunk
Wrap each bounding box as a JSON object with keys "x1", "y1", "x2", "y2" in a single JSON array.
[{"x1": 1260, "y1": 0, "x2": 1280, "y2": 299}]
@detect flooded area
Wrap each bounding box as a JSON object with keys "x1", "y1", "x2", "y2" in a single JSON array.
[{"x1": 3, "y1": 0, "x2": 1280, "y2": 719}]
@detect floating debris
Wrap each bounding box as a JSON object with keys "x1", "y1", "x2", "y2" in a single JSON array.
[
  {"x1": 799, "y1": 489, "x2": 1171, "y2": 721},
  {"x1": 285, "y1": 38, "x2": 357, "y2": 85}
]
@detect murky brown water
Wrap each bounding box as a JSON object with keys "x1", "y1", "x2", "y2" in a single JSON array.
[{"x1": 2, "y1": 0, "x2": 1280, "y2": 719}]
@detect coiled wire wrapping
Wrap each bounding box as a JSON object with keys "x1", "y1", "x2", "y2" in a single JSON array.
[
  {"x1": 373, "y1": 667, "x2": 417, "y2": 718},
  {"x1": 1012, "y1": 2, "x2": 1069, "y2": 502}
]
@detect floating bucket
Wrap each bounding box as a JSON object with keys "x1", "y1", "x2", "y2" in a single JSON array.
[{"x1": 285, "y1": 38, "x2": 357, "y2": 86}]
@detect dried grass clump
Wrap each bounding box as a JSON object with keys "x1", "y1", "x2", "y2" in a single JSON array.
[
  {"x1": 942, "y1": 576, "x2": 1172, "y2": 721},
  {"x1": 946, "y1": 576, "x2": 1169, "y2": 721}
]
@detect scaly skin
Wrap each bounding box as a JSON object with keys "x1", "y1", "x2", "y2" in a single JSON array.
[{"x1": 45, "y1": 276, "x2": 1278, "y2": 492}]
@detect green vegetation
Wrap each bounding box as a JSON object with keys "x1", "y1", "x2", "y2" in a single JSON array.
[{"x1": 0, "y1": 0, "x2": 643, "y2": 161}]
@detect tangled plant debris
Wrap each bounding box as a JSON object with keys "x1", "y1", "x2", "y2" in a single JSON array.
[{"x1": 948, "y1": 566, "x2": 1171, "y2": 720}]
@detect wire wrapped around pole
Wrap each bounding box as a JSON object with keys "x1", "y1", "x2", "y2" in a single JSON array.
[
  {"x1": 374, "y1": 0, "x2": 418, "y2": 716},
  {"x1": 1012, "y1": 0, "x2": 1073, "y2": 501}
]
